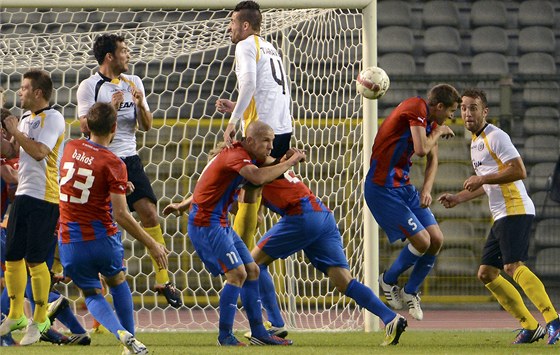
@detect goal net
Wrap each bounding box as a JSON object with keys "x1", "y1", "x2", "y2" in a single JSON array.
[{"x1": 1, "y1": 5, "x2": 369, "y2": 331}]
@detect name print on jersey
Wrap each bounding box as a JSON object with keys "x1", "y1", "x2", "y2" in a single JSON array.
[{"x1": 72, "y1": 149, "x2": 95, "y2": 165}]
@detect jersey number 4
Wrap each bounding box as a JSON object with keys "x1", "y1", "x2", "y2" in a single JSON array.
[
  {"x1": 270, "y1": 58, "x2": 286, "y2": 95},
  {"x1": 59, "y1": 162, "x2": 94, "y2": 204}
]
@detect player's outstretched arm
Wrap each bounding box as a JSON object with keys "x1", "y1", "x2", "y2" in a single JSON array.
[
  {"x1": 239, "y1": 149, "x2": 306, "y2": 186},
  {"x1": 438, "y1": 186, "x2": 485, "y2": 208},
  {"x1": 111, "y1": 192, "x2": 169, "y2": 270}
]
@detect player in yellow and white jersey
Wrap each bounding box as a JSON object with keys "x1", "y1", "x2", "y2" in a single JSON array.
[
  {"x1": 0, "y1": 70, "x2": 65, "y2": 345},
  {"x1": 438, "y1": 88, "x2": 560, "y2": 346},
  {"x1": 77, "y1": 34, "x2": 181, "y2": 309}
]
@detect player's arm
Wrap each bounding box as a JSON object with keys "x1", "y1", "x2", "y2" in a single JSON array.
[
  {"x1": 162, "y1": 195, "x2": 192, "y2": 216},
  {"x1": 239, "y1": 150, "x2": 305, "y2": 186},
  {"x1": 111, "y1": 192, "x2": 168, "y2": 269},
  {"x1": 438, "y1": 187, "x2": 485, "y2": 208},
  {"x1": 132, "y1": 80, "x2": 152, "y2": 131},
  {"x1": 411, "y1": 124, "x2": 454, "y2": 157},
  {"x1": 463, "y1": 157, "x2": 526, "y2": 192},
  {"x1": 0, "y1": 164, "x2": 18, "y2": 184},
  {"x1": 3, "y1": 115, "x2": 50, "y2": 161},
  {"x1": 420, "y1": 145, "x2": 438, "y2": 208},
  {"x1": 76, "y1": 80, "x2": 95, "y2": 134}
]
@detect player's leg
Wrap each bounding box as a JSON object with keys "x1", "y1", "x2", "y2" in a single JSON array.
[
  {"x1": 499, "y1": 215, "x2": 560, "y2": 345},
  {"x1": 125, "y1": 155, "x2": 181, "y2": 308},
  {"x1": 478, "y1": 221, "x2": 543, "y2": 344},
  {"x1": 233, "y1": 186, "x2": 262, "y2": 250}
]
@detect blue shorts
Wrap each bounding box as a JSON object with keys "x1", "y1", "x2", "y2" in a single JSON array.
[
  {"x1": 187, "y1": 224, "x2": 253, "y2": 276},
  {"x1": 58, "y1": 232, "x2": 125, "y2": 290},
  {"x1": 256, "y1": 212, "x2": 349, "y2": 274},
  {"x1": 364, "y1": 182, "x2": 437, "y2": 244}
]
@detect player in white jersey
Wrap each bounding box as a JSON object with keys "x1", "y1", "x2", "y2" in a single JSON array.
[
  {"x1": 438, "y1": 88, "x2": 560, "y2": 345},
  {"x1": 0, "y1": 70, "x2": 65, "y2": 345},
  {"x1": 215, "y1": 1, "x2": 294, "y2": 251},
  {"x1": 76, "y1": 34, "x2": 181, "y2": 308}
]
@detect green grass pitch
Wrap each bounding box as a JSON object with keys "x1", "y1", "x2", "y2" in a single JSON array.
[{"x1": 2, "y1": 330, "x2": 557, "y2": 354}]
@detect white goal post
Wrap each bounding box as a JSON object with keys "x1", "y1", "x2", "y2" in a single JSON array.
[{"x1": 1, "y1": 0, "x2": 380, "y2": 332}]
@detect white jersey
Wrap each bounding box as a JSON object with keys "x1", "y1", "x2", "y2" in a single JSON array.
[
  {"x1": 232, "y1": 35, "x2": 292, "y2": 135},
  {"x1": 77, "y1": 72, "x2": 150, "y2": 158},
  {"x1": 470, "y1": 123, "x2": 535, "y2": 220},
  {"x1": 16, "y1": 107, "x2": 65, "y2": 204}
]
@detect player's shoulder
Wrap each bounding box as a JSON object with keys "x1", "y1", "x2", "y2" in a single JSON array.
[
  {"x1": 236, "y1": 35, "x2": 259, "y2": 52},
  {"x1": 485, "y1": 123, "x2": 509, "y2": 139}
]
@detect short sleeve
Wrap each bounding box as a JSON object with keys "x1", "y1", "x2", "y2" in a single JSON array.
[
  {"x1": 106, "y1": 156, "x2": 128, "y2": 194},
  {"x1": 77, "y1": 79, "x2": 96, "y2": 118},
  {"x1": 490, "y1": 129, "x2": 520, "y2": 163}
]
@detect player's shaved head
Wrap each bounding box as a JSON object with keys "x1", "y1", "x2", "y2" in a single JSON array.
[{"x1": 245, "y1": 121, "x2": 273, "y2": 139}]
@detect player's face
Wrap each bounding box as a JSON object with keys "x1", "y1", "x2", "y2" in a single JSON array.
[
  {"x1": 18, "y1": 78, "x2": 38, "y2": 110},
  {"x1": 461, "y1": 96, "x2": 488, "y2": 133},
  {"x1": 247, "y1": 131, "x2": 274, "y2": 161},
  {"x1": 111, "y1": 41, "x2": 131, "y2": 74},
  {"x1": 229, "y1": 12, "x2": 247, "y2": 44},
  {"x1": 434, "y1": 102, "x2": 458, "y2": 125}
]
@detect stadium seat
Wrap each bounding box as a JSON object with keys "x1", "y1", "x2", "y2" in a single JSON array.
[
  {"x1": 378, "y1": 26, "x2": 414, "y2": 54},
  {"x1": 379, "y1": 53, "x2": 416, "y2": 75},
  {"x1": 532, "y1": 191, "x2": 560, "y2": 220},
  {"x1": 523, "y1": 106, "x2": 560, "y2": 135},
  {"x1": 430, "y1": 199, "x2": 475, "y2": 220},
  {"x1": 534, "y1": 218, "x2": 560, "y2": 249},
  {"x1": 518, "y1": 26, "x2": 556, "y2": 54},
  {"x1": 471, "y1": 53, "x2": 509, "y2": 75},
  {"x1": 534, "y1": 247, "x2": 560, "y2": 278},
  {"x1": 518, "y1": 0, "x2": 555, "y2": 27},
  {"x1": 523, "y1": 135, "x2": 560, "y2": 165},
  {"x1": 470, "y1": 1, "x2": 508, "y2": 28},
  {"x1": 518, "y1": 53, "x2": 556, "y2": 75},
  {"x1": 436, "y1": 136, "x2": 469, "y2": 162},
  {"x1": 434, "y1": 163, "x2": 472, "y2": 191},
  {"x1": 527, "y1": 162, "x2": 557, "y2": 193},
  {"x1": 422, "y1": 1, "x2": 460, "y2": 27},
  {"x1": 377, "y1": 0, "x2": 412, "y2": 27},
  {"x1": 423, "y1": 26, "x2": 461, "y2": 54},
  {"x1": 435, "y1": 248, "x2": 478, "y2": 276},
  {"x1": 470, "y1": 27, "x2": 509, "y2": 54},
  {"x1": 438, "y1": 220, "x2": 480, "y2": 250},
  {"x1": 424, "y1": 53, "x2": 462, "y2": 75},
  {"x1": 522, "y1": 81, "x2": 560, "y2": 106}
]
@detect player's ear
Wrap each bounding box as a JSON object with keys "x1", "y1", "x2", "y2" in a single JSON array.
[{"x1": 111, "y1": 122, "x2": 117, "y2": 134}]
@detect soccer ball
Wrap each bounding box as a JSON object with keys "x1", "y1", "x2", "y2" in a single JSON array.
[{"x1": 356, "y1": 66, "x2": 390, "y2": 100}]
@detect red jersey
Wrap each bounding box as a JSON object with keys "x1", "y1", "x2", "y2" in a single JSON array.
[
  {"x1": 262, "y1": 171, "x2": 330, "y2": 216},
  {"x1": 0, "y1": 157, "x2": 19, "y2": 220},
  {"x1": 58, "y1": 139, "x2": 128, "y2": 243},
  {"x1": 189, "y1": 143, "x2": 255, "y2": 227},
  {"x1": 367, "y1": 97, "x2": 436, "y2": 187}
]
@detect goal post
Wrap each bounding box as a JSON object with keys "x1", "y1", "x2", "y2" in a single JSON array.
[{"x1": 1, "y1": 0, "x2": 380, "y2": 332}]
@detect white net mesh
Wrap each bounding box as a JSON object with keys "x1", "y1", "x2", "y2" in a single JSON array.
[{"x1": 1, "y1": 7, "x2": 366, "y2": 331}]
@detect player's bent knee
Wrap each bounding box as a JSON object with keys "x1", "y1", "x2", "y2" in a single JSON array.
[
  {"x1": 225, "y1": 266, "x2": 247, "y2": 286},
  {"x1": 477, "y1": 265, "x2": 498, "y2": 284},
  {"x1": 503, "y1": 262, "x2": 522, "y2": 277},
  {"x1": 244, "y1": 262, "x2": 260, "y2": 280},
  {"x1": 82, "y1": 288, "x2": 102, "y2": 297},
  {"x1": 103, "y1": 271, "x2": 127, "y2": 288}
]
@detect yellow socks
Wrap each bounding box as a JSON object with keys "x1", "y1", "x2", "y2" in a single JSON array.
[
  {"x1": 514, "y1": 265, "x2": 558, "y2": 324},
  {"x1": 144, "y1": 225, "x2": 169, "y2": 285},
  {"x1": 485, "y1": 275, "x2": 539, "y2": 330},
  {"x1": 233, "y1": 200, "x2": 260, "y2": 250},
  {"x1": 4, "y1": 259, "x2": 27, "y2": 319},
  {"x1": 28, "y1": 262, "x2": 51, "y2": 323}
]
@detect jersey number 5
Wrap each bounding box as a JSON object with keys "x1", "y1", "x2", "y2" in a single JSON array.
[{"x1": 59, "y1": 162, "x2": 95, "y2": 204}]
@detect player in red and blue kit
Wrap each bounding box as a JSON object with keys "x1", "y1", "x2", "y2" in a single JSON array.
[
  {"x1": 364, "y1": 84, "x2": 460, "y2": 321},
  {"x1": 58, "y1": 102, "x2": 167, "y2": 355},
  {"x1": 248, "y1": 170, "x2": 407, "y2": 346},
  {"x1": 187, "y1": 121, "x2": 304, "y2": 346}
]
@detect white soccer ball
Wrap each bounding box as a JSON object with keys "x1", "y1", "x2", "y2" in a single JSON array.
[{"x1": 356, "y1": 66, "x2": 390, "y2": 100}]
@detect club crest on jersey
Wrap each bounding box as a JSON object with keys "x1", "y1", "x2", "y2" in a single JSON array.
[
  {"x1": 30, "y1": 120, "x2": 41, "y2": 129},
  {"x1": 477, "y1": 142, "x2": 485, "y2": 151}
]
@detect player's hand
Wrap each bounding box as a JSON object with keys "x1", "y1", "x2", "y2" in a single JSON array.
[
  {"x1": 216, "y1": 99, "x2": 235, "y2": 113},
  {"x1": 463, "y1": 175, "x2": 483, "y2": 192},
  {"x1": 79, "y1": 116, "x2": 90, "y2": 135},
  {"x1": 163, "y1": 203, "x2": 183, "y2": 217},
  {"x1": 126, "y1": 181, "x2": 135, "y2": 195},
  {"x1": 131, "y1": 88, "x2": 145, "y2": 108},
  {"x1": 286, "y1": 148, "x2": 306, "y2": 165},
  {"x1": 3, "y1": 115, "x2": 18, "y2": 135},
  {"x1": 420, "y1": 190, "x2": 432, "y2": 208},
  {"x1": 148, "y1": 243, "x2": 169, "y2": 271},
  {"x1": 112, "y1": 91, "x2": 125, "y2": 110},
  {"x1": 436, "y1": 125, "x2": 455, "y2": 139},
  {"x1": 223, "y1": 123, "x2": 236, "y2": 148},
  {"x1": 438, "y1": 193, "x2": 459, "y2": 208}
]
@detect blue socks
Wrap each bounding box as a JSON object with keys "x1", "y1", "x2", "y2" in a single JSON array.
[
  {"x1": 110, "y1": 281, "x2": 135, "y2": 334},
  {"x1": 384, "y1": 244, "x2": 423, "y2": 284},
  {"x1": 218, "y1": 283, "x2": 241, "y2": 340},
  {"x1": 240, "y1": 279, "x2": 268, "y2": 338},
  {"x1": 85, "y1": 293, "x2": 125, "y2": 339},
  {"x1": 258, "y1": 264, "x2": 285, "y2": 327},
  {"x1": 405, "y1": 253, "x2": 437, "y2": 295},
  {"x1": 345, "y1": 279, "x2": 395, "y2": 325}
]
